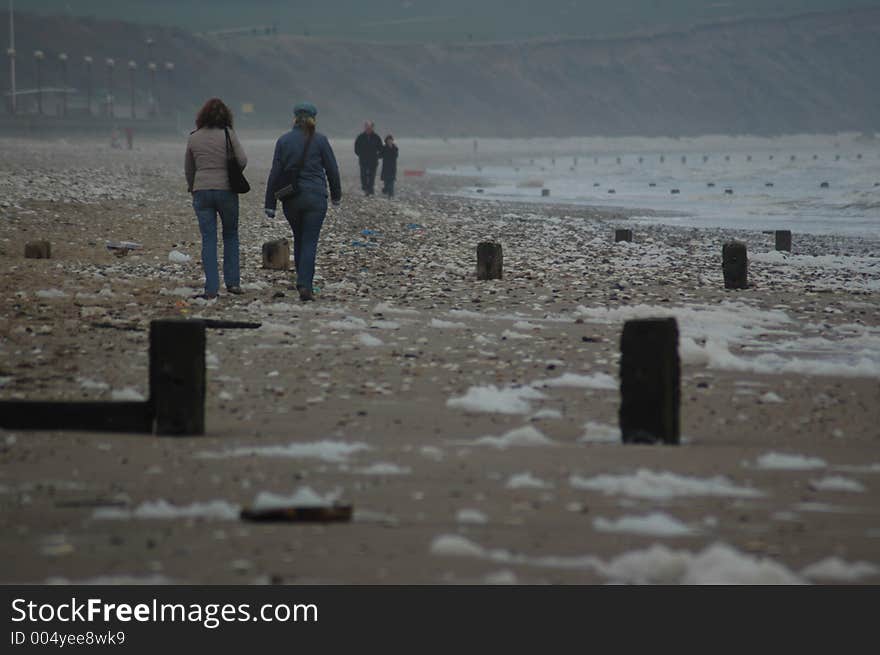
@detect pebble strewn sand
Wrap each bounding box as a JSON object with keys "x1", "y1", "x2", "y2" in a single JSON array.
[{"x1": 0, "y1": 137, "x2": 878, "y2": 584}]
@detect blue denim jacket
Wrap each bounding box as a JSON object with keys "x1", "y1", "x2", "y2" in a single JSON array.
[{"x1": 264, "y1": 126, "x2": 342, "y2": 210}]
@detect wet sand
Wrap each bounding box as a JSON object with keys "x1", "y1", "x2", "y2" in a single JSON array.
[{"x1": 0, "y1": 136, "x2": 878, "y2": 584}]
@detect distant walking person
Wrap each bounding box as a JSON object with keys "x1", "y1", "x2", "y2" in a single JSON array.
[
  {"x1": 354, "y1": 120, "x2": 383, "y2": 196},
  {"x1": 380, "y1": 134, "x2": 398, "y2": 197},
  {"x1": 265, "y1": 102, "x2": 342, "y2": 301},
  {"x1": 185, "y1": 97, "x2": 247, "y2": 299}
]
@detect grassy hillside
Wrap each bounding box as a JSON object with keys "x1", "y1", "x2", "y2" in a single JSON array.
[
  {"x1": 3, "y1": 7, "x2": 879, "y2": 137},
  {"x1": 18, "y1": 0, "x2": 880, "y2": 41}
]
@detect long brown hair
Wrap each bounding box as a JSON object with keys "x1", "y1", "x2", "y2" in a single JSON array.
[{"x1": 195, "y1": 97, "x2": 233, "y2": 129}]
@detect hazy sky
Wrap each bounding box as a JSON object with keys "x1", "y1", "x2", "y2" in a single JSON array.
[{"x1": 18, "y1": 0, "x2": 880, "y2": 41}]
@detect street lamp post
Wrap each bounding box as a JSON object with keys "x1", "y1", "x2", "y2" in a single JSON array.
[
  {"x1": 148, "y1": 61, "x2": 157, "y2": 117},
  {"x1": 33, "y1": 49, "x2": 44, "y2": 115},
  {"x1": 164, "y1": 61, "x2": 174, "y2": 114},
  {"x1": 58, "y1": 52, "x2": 68, "y2": 116},
  {"x1": 105, "y1": 57, "x2": 115, "y2": 117},
  {"x1": 128, "y1": 60, "x2": 136, "y2": 119},
  {"x1": 7, "y1": 0, "x2": 15, "y2": 114},
  {"x1": 84, "y1": 55, "x2": 93, "y2": 116}
]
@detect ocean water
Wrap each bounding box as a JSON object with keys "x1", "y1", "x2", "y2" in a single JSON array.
[{"x1": 432, "y1": 137, "x2": 880, "y2": 238}]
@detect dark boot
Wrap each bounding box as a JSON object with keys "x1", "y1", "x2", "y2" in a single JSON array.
[{"x1": 298, "y1": 286, "x2": 314, "y2": 302}]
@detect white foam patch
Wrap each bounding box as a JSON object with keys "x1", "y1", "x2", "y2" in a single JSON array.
[
  {"x1": 447, "y1": 385, "x2": 547, "y2": 414},
  {"x1": 251, "y1": 486, "x2": 339, "y2": 510},
  {"x1": 370, "y1": 320, "x2": 401, "y2": 330},
  {"x1": 356, "y1": 333, "x2": 384, "y2": 347},
  {"x1": 36, "y1": 289, "x2": 68, "y2": 299},
  {"x1": 801, "y1": 557, "x2": 879, "y2": 582},
  {"x1": 512, "y1": 321, "x2": 541, "y2": 331},
  {"x1": 809, "y1": 476, "x2": 866, "y2": 493},
  {"x1": 580, "y1": 421, "x2": 621, "y2": 444},
  {"x1": 754, "y1": 453, "x2": 827, "y2": 470},
  {"x1": 110, "y1": 387, "x2": 146, "y2": 401},
  {"x1": 160, "y1": 287, "x2": 198, "y2": 297},
  {"x1": 575, "y1": 301, "x2": 880, "y2": 378},
  {"x1": 94, "y1": 500, "x2": 239, "y2": 521},
  {"x1": 327, "y1": 317, "x2": 368, "y2": 330},
  {"x1": 46, "y1": 575, "x2": 176, "y2": 585},
  {"x1": 78, "y1": 377, "x2": 109, "y2": 391},
  {"x1": 506, "y1": 472, "x2": 552, "y2": 489},
  {"x1": 429, "y1": 536, "x2": 802, "y2": 584},
  {"x1": 593, "y1": 512, "x2": 696, "y2": 536},
  {"x1": 430, "y1": 318, "x2": 468, "y2": 329},
  {"x1": 456, "y1": 509, "x2": 489, "y2": 524},
  {"x1": 483, "y1": 570, "x2": 518, "y2": 584},
  {"x1": 419, "y1": 446, "x2": 444, "y2": 461},
  {"x1": 570, "y1": 469, "x2": 763, "y2": 499},
  {"x1": 531, "y1": 408, "x2": 563, "y2": 420},
  {"x1": 473, "y1": 426, "x2": 555, "y2": 448},
  {"x1": 501, "y1": 330, "x2": 532, "y2": 340},
  {"x1": 196, "y1": 440, "x2": 369, "y2": 462},
  {"x1": 532, "y1": 372, "x2": 617, "y2": 390},
  {"x1": 356, "y1": 462, "x2": 412, "y2": 475}
]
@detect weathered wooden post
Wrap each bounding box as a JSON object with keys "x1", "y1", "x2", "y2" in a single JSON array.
[
  {"x1": 476, "y1": 242, "x2": 503, "y2": 280},
  {"x1": 24, "y1": 241, "x2": 52, "y2": 259},
  {"x1": 615, "y1": 229, "x2": 633, "y2": 243},
  {"x1": 262, "y1": 239, "x2": 290, "y2": 270},
  {"x1": 722, "y1": 241, "x2": 748, "y2": 289},
  {"x1": 619, "y1": 317, "x2": 680, "y2": 445},
  {"x1": 775, "y1": 230, "x2": 792, "y2": 252},
  {"x1": 149, "y1": 320, "x2": 205, "y2": 436}
]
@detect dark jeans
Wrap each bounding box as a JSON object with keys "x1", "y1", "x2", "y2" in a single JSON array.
[
  {"x1": 359, "y1": 159, "x2": 378, "y2": 195},
  {"x1": 192, "y1": 189, "x2": 240, "y2": 295},
  {"x1": 382, "y1": 178, "x2": 395, "y2": 197},
  {"x1": 282, "y1": 191, "x2": 328, "y2": 292}
]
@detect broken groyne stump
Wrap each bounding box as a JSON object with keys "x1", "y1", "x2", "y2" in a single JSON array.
[
  {"x1": 619, "y1": 317, "x2": 680, "y2": 445},
  {"x1": 262, "y1": 239, "x2": 290, "y2": 270},
  {"x1": 541, "y1": 188, "x2": 550, "y2": 197},
  {"x1": 615, "y1": 229, "x2": 633, "y2": 243},
  {"x1": 476, "y1": 242, "x2": 503, "y2": 280},
  {"x1": 149, "y1": 320, "x2": 206, "y2": 436},
  {"x1": 722, "y1": 241, "x2": 748, "y2": 289},
  {"x1": 24, "y1": 241, "x2": 51, "y2": 259},
  {"x1": 775, "y1": 230, "x2": 792, "y2": 252}
]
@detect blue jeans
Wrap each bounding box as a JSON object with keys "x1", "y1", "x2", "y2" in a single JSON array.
[
  {"x1": 282, "y1": 191, "x2": 327, "y2": 291},
  {"x1": 192, "y1": 190, "x2": 240, "y2": 295}
]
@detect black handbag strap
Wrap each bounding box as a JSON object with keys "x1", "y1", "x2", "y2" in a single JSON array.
[{"x1": 224, "y1": 127, "x2": 237, "y2": 163}]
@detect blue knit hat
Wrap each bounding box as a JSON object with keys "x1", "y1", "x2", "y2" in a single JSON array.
[{"x1": 293, "y1": 102, "x2": 317, "y2": 118}]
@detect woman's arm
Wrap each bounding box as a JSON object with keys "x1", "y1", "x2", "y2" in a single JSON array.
[
  {"x1": 264, "y1": 138, "x2": 284, "y2": 211},
  {"x1": 321, "y1": 137, "x2": 342, "y2": 204},
  {"x1": 184, "y1": 142, "x2": 195, "y2": 193}
]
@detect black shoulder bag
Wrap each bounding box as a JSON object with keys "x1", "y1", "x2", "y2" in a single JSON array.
[
  {"x1": 224, "y1": 128, "x2": 251, "y2": 194},
  {"x1": 274, "y1": 132, "x2": 315, "y2": 201}
]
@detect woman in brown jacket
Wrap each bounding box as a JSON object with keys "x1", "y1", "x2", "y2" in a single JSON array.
[{"x1": 185, "y1": 98, "x2": 247, "y2": 299}]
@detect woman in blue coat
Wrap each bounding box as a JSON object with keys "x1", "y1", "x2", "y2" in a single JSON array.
[{"x1": 264, "y1": 103, "x2": 342, "y2": 301}]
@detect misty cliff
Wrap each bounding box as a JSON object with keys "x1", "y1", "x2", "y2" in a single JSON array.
[{"x1": 3, "y1": 8, "x2": 879, "y2": 137}]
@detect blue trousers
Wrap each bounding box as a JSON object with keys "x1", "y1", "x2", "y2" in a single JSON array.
[
  {"x1": 193, "y1": 189, "x2": 240, "y2": 295},
  {"x1": 359, "y1": 160, "x2": 377, "y2": 195},
  {"x1": 283, "y1": 191, "x2": 327, "y2": 291}
]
